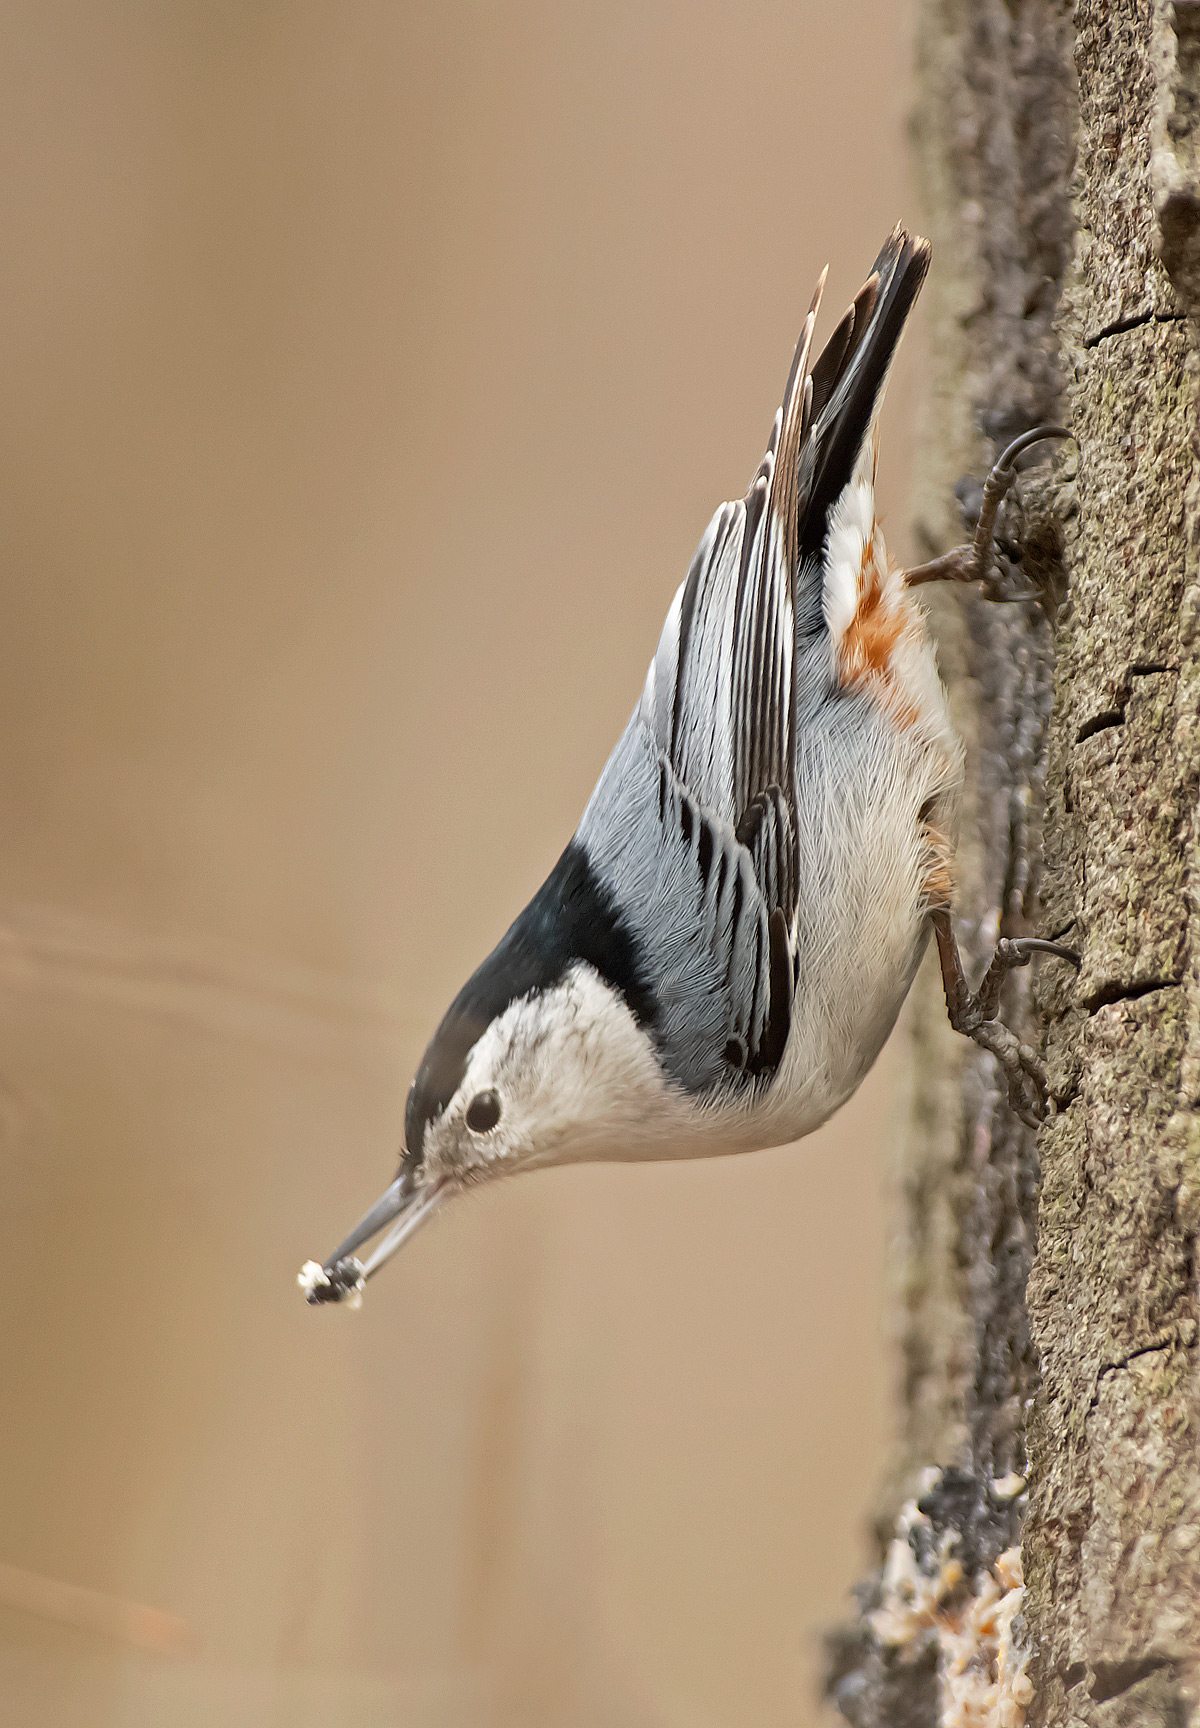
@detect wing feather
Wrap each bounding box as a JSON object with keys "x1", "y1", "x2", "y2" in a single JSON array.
[{"x1": 612, "y1": 226, "x2": 931, "y2": 1089}]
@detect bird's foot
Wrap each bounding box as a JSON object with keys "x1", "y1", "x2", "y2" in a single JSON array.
[
  {"x1": 906, "y1": 425, "x2": 1073, "y2": 604},
  {"x1": 930, "y1": 908, "x2": 1079, "y2": 1128}
]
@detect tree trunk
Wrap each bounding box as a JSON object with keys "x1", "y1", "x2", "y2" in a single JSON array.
[{"x1": 827, "y1": 3, "x2": 1200, "y2": 1723}]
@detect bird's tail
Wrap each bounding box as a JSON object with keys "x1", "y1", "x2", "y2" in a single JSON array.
[
  {"x1": 786, "y1": 227, "x2": 929, "y2": 662},
  {"x1": 802, "y1": 226, "x2": 929, "y2": 558}
]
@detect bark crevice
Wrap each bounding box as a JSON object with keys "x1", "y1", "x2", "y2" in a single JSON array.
[{"x1": 1082, "y1": 310, "x2": 1188, "y2": 347}]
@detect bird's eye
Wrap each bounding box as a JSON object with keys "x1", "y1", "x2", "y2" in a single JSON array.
[{"x1": 466, "y1": 1089, "x2": 502, "y2": 1133}]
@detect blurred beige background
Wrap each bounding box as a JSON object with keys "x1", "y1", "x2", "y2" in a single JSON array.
[{"x1": 0, "y1": 4, "x2": 921, "y2": 1725}]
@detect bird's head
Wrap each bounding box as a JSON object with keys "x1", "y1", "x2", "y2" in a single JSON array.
[{"x1": 300, "y1": 843, "x2": 668, "y2": 1306}]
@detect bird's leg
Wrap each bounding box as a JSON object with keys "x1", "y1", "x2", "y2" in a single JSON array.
[
  {"x1": 906, "y1": 425, "x2": 1072, "y2": 603},
  {"x1": 929, "y1": 907, "x2": 1079, "y2": 1128}
]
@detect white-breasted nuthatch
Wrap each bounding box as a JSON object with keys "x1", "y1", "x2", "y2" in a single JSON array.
[{"x1": 300, "y1": 225, "x2": 1076, "y2": 1308}]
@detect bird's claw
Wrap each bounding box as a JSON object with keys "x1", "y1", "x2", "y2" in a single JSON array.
[
  {"x1": 931, "y1": 910, "x2": 1079, "y2": 1127},
  {"x1": 906, "y1": 424, "x2": 1074, "y2": 602}
]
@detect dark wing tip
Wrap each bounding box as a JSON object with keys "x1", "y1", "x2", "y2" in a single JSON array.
[
  {"x1": 795, "y1": 223, "x2": 931, "y2": 563},
  {"x1": 796, "y1": 225, "x2": 931, "y2": 437},
  {"x1": 873, "y1": 221, "x2": 931, "y2": 278}
]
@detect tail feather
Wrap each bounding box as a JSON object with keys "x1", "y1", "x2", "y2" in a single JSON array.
[
  {"x1": 806, "y1": 268, "x2": 880, "y2": 427},
  {"x1": 797, "y1": 225, "x2": 929, "y2": 568}
]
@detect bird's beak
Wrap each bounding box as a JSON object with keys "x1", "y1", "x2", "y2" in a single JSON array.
[{"x1": 298, "y1": 1164, "x2": 447, "y2": 1307}]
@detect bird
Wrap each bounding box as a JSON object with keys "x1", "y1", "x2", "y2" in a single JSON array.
[{"x1": 300, "y1": 224, "x2": 1076, "y2": 1308}]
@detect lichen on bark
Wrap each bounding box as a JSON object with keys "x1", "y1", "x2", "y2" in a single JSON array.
[
  {"x1": 828, "y1": 1, "x2": 1200, "y2": 1724},
  {"x1": 1026, "y1": 2, "x2": 1200, "y2": 1719}
]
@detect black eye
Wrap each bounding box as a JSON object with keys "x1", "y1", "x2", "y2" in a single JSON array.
[{"x1": 466, "y1": 1089, "x2": 501, "y2": 1133}]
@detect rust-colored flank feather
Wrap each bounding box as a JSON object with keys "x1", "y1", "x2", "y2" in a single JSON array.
[{"x1": 836, "y1": 537, "x2": 922, "y2": 731}]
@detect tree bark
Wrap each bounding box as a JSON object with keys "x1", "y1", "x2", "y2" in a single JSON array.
[{"x1": 827, "y1": 3, "x2": 1200, "y2": 1724}]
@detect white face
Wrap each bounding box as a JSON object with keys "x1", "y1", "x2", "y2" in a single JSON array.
[
  {"x1": 306, "y1": 959, "x2": 776, "y2": 1304},
  {"x1": 416, "y1": 963, "x2": 685, "y2": 1186}
]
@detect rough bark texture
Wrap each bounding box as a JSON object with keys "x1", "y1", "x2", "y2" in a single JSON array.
[{"x1": 827, "y1": 3, "x2": 1200, "y2": 1724}]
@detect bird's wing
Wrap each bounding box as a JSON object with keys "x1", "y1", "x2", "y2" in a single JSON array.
[
  {"x1": 587, "y1": 291, "x2": 822, "y2": 1089},
  {"x1": 641, "y1": 226, "x2": 930, "y2": 837},
  {"x1": 640, "y1": 275, "x2": 823, "y2": 899},
  {"x1": 585, "y1": 229, "x2": 930, "y2": 1093}
]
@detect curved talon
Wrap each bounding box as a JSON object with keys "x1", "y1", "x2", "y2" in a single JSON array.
[
  {"x1": 970, "y1": 425, "x2": 1074, "y2": 595},
  {"x1": 990, "y1": 424, "x2": 1073, "y2": 472},
  {"x1": 905, "y1": 423, "x2": 1076, "y2": 596},
  {"x1": 995, "y1": 935, "x2": 1079, "y2": 970},
  {"x1": 1011, "y1": 936, "x2": 1080, "y2": 968}
]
